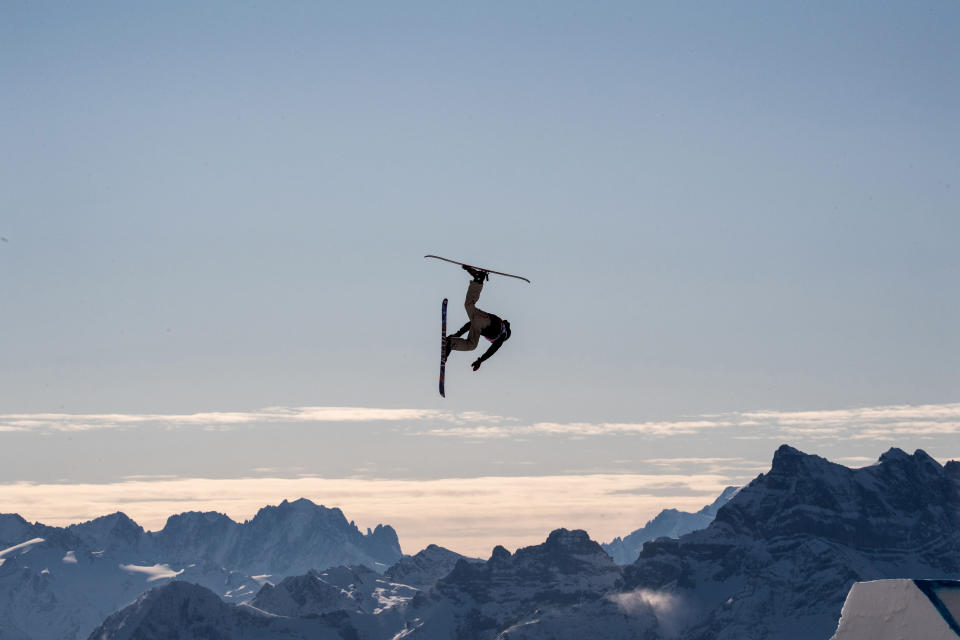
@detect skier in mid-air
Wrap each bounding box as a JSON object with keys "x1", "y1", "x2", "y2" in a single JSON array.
[{"x1": 444, "y1": 265, "x2": 512, "y2": 371}]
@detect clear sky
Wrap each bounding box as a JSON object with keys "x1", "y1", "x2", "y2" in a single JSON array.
[{"x1": 2, "y1": 1, "x2": 958, "y2": 556}]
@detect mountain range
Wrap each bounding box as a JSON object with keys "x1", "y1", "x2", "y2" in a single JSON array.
[
  {"x1": 0, "y1": 498, "x2": 401, "y2": 640},
  {"x1": 85, "y1": 445, "x2": 960, "y2": 640}
]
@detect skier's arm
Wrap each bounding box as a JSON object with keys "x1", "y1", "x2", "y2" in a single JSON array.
[
  {"x1": 452, "y1": 322, "x2": 470, "y2": 338},
  {"x1": 471, "y1": 336, "x2": 505, "y2": 370}
]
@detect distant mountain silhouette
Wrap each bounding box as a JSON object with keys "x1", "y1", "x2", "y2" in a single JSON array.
[{"x1": 603, "y1": 485, "x2": 739, "y2": 564}]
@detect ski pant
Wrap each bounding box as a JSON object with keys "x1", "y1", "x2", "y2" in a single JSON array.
[{"x1": 448, "y1": 280, "x2": 491, "y2": 352}]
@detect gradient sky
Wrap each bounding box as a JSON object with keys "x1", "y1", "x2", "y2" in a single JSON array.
[{"x1": 2, "y1": 2, "x2": 958, "y2": 556}]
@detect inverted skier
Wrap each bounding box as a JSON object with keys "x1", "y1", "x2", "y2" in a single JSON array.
[{"x1": 444, "y1": 266, "x2": 512, "y2": 371}]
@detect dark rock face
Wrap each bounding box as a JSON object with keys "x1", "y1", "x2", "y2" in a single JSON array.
[
  {"x1": 716, "y1": 445, "x2": 960, "y2": 550},
  {"x1": 0, "y1": 514, "x2": 35, "y2": 547},
  {"x1": 623, "y1": 445, "x2": 960, "y2": 640},
  {"x1": 89, "y1": 582, "x2": 243, "y2": 640},
  {"x1": 439, "y1": 528, "x2": 619, "y2": 601},
  {"x1": 406, "y1": 529, "x2": 624, "y2": 639},
  {"x1": 154, "y1": 511, "x2": 239, "y2": 564}
]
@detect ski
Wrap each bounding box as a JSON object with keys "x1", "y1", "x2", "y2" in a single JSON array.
[
  {"x1": 439, "y1": 298, "x2": 448, "y2": 397},
  {"x1": 424, "y1": 255, "x2": 531, "y2": 284}
]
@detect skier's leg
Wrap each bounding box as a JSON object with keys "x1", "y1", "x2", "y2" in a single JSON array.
[
  {"x1": 449, "y1": 279, "x2": 490, "y2": 352},
  {"x1": 449, "y1": 316, "x2": 488, "y2": 351},
  {"x1": 463, "y1": 279, "x2": 483, "y2": 318}
]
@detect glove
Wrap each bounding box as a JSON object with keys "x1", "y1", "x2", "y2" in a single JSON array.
[{"x1": 471, "y1": 359, "x2": 482, "y2": 371}]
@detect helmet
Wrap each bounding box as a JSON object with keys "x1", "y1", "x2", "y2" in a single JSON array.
[{"x1": 502, "y1": 319, "x2": 511, "y2": 340}]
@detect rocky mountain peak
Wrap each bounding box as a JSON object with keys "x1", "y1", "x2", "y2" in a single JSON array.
[
  {"x1": 877, "y1": 447, "x2": 942, "y2": 476},
  {"x1": 255, "y1": 498, "x2": 345, "y2": 523},
  {"x1": 490, "y1": 544, "x2": 511, "y2": 561},
  {"x1": 157, "y1": 511, "x2": 237, "y2": 541},
  {"x1": 0, "y1": 514, "x2": 34, "y2": 546},
  {"x1": 368, "y1": 523, "x2": 401, "y2": 552},
  {"x1": 385, "y1": 543, "x2": 472, "y2": 589},
  {"x1": 161, "y1": 510, "x2": 234, "y2": 530},
  {"x1": 878, "y1": 446, "x2": 910, "y2": 463},
  {"x1": 768, "y1": 444, "x2": 834, "y2": 475},
  {"x1": 698, "y1": 486, "x2": 740, "y2": 517},
  {"x1": 69, "y1": 511, "x2": 145, "y2": 549},
  {"x1": 541, "y1": 528, "x2": 603, "y2": 555},
  {"x1": 89, "y1": 581, "x2": 240, "y2": 640}
]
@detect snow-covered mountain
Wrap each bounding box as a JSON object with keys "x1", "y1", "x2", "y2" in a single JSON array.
[
  {"x1": 217, "y1": 498, "x2": 401, "y2": 576},
  {"x1": 0, "y1": 498, "x2": 400, "y2": 640},
  {"x1": 603, "y1": 486, "x2": 739, "y2": 564},
  {"x1": 87, "y1": 445, "x2": 960, "y2": 640},
  {"x1": 88, "y1": 543, "x2": 474, "y2": 640}
]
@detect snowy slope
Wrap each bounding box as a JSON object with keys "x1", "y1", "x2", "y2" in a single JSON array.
[
  {"x1": 603, "y1": 486, "x2": 739, "y2": 564},
  {"x1": 830, "y1": 580, "x2": 960, "y2": 640}
]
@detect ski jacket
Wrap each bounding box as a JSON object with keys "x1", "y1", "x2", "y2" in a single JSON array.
[{"x1": 480, "y1": 314, "x2": 506, "y2": 341}]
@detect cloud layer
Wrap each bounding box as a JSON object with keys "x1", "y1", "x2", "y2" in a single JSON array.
[
  {"x1": 3, "y1": 402, "x2": 959, "y2": 441},
  {"x1": 416, "y1": 402, "x2": 960, "y2": 441},
  {"x1": 0, "y1": 473, "x2": 732, "y2": 558},
  {"x1": 0, "y1": 407, "x2": 453, "y2": 433}
]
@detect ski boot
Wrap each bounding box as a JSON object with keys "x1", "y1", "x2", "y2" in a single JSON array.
[
  {"x1": 443, "y1": 336, "x2": 453, "y2": 360},
  {"x1": 462, "y1": 265, "x2": 489, "y2": 282}
]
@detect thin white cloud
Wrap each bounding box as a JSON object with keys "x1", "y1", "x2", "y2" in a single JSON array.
[
  {"x1": 0, "y1": 406, "x2": 449, "y2": 433},
  {"x1": 448, "y1": 411, "x2": 517, "y2": 425},
  {"x1": 415, "y1": 420, "x2": 728, "y2": 439},
  {"x1": 643, "y1": 457, "x2": 747, "y2": 465},
  {"x1": 833, "y1": 456, "x2": 876, "y2": 466},
  {"x1": 415, "y1": 401, "x2": 960, "y2": 442},
  {"x1": 4, "y1": 402, "x2": 959, "y2": 443},
  {"x1": 742, "y1": 403, "x2": 960, "y2": 440}
]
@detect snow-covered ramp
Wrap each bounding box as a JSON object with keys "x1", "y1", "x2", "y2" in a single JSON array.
[{"x1": 832, "y1": 579, "x2": 960, "y2": 640}]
